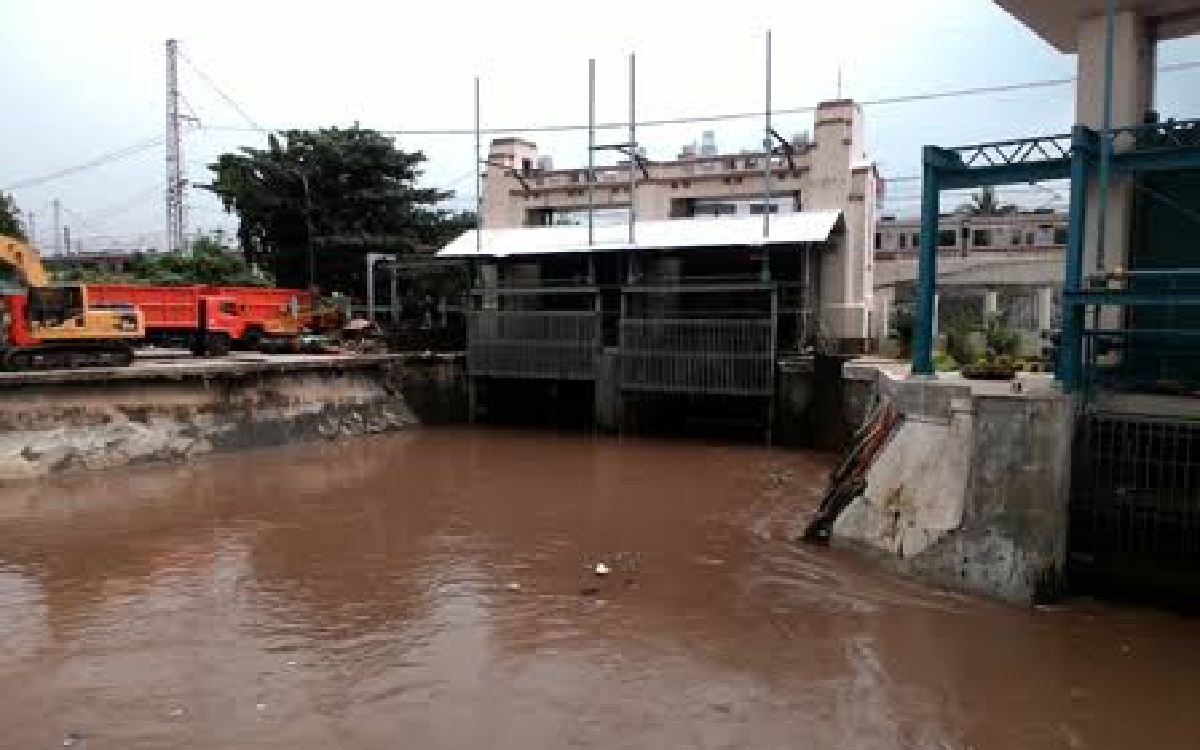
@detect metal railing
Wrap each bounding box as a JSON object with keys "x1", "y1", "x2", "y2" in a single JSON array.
[
  {"x1": 618, "y1": 317, "x2": 775, "y2": 396},
  {"x1": 467, "y1": 310, "x2": 600, "y2": 380},
  {"x1": 1071, "y1": 413, "x2": 1200, "y2": 564}
]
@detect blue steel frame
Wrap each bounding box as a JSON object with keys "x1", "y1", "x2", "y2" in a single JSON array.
[{"x1": 913, "y1": 118, "x2": 1200, "y2": 390}]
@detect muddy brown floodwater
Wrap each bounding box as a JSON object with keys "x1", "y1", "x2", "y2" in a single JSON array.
[{"x1": 1, "y1": 428, "x2": 1199, "y2": 749}]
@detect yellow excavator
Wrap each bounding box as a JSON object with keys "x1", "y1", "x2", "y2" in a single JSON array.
[{"x1": 0, "y1": 235, "x2": 144, "y2": 369}]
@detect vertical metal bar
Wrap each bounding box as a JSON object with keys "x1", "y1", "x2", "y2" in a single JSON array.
[
  {"x1": 475, "y1": 76, "x2": 482, "y2": 252},
  {"x1": 366, "y1": 254, "x2": 375, "y2": 323},
  {"x1": 389, "y1": 258, "x2": 400, "y2": 327},
  {"x1": 588, "y1": 59, "x2": 596, "y2": 247},
  {"x1": 912, "y1": 147, "x2": 941, "y2": 375},
  {"x1": 1095, "y1": 0, "x2": 1116, "y2": 273},
  {"x1": 628, "y1": 52, "x2": 636, "y2": 246},
  {"x1": 1061, "y1": 126, "x2": 1093, "y2": 390},
  {"x1": 763, "y1": 30, "x2": 772, "y2": 239}
]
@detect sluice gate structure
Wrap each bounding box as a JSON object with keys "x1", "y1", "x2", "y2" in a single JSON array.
[{"x1": 441, "y1": 212, "x2": 846, "y2": 437}]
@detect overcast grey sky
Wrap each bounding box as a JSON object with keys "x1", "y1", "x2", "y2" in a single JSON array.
[{"x1": 2, "y1": 0, "x2": 1199, "y2": 251}]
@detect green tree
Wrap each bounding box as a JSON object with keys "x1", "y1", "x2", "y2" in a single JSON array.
[
  {"x1": 957, "y1": 186, "x2": 1017, "y2": 216},
  {"x1": 204, "y1": 126, "x2": 464, "y2": 295},
  {"x1": 0, "y1": 192, "x2": 27, "y2": 240},
  {"x1": 53, "y1": 233, "x2": 267, "y2": 286}
]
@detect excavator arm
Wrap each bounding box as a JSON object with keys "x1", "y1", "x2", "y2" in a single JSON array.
[{"x1": 0, "y1": 235, "x2": 49, "y2": 287}]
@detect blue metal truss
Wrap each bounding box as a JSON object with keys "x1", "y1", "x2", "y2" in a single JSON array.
[{"x1": 913, "y1": 118, "x2": 1200, "y2": 392}]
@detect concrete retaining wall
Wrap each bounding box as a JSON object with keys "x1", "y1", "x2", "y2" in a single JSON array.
[
  {"x1": 831, "y1": 363, "x2": 1074, "y2": 603},
  {"x1": 0, "y1": 354, "x2": 467, "y2": 480}
]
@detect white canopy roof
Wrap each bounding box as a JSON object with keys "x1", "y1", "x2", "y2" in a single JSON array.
[{"x1": 437, "y1": 210, "x2": 843, "y2": 259}]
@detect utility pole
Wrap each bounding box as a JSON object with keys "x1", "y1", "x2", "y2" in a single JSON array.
[
  {"x1": 52, "y1": 199, "x2": 62, "y2": 255},
  {"x1": 25, "y1": 211, "x2": 37, "y2": 250},
  {"x1": 165, "y1": 38, "x2": 186, "y2": 253},
  {"x1": 63, "y1": 225, "x2": 71, "y2": 255}
]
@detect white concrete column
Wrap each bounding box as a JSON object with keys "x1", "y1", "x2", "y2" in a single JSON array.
[
  {"x1": 1037, "y1": 286, "x2": 1055, "y2": 333},
  {"x1": 984, "y1": 289, "x2": 1000, "y2": 321},
  {"x1": 1076, "y1": 11, "x2": 1157, "y2": 279}
]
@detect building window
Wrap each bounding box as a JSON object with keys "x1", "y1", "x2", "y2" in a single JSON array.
[
  {"x1": 912, "y1": 233, "x2": 920, "y2": 247},
  {"x1": 874, "y1": 232, "x2": 882, "y2": 250},
  {"x1": 749, "y1": 204, "x2": 778, "y2": 214},
  {"x1": 670, "y1": 181, "x2": 679, "y2": 189},
  {"x1": 898, "y1": 233, "x2": 907, "y2": 249},
  {"x1": 1053, "y1": 227, "x2": 1069, "y2": 245},
  {"x1": 681, "y1": 180, "x2": 691, "y2": 188},
  {"x1": 1026, "y1": 231, "x2": 1035, "y2": 245},
  {"x1": 972, "y1": 229, "x2": 991, "y2": 247},
  {"x1": 1011, "y1": 230, "x2": 1022, "y2": 245},
  {"x1": 723, "y1": 177, "x2": 732, "y2": 185},
  {"x1": 570, "y1": 172, "x2": 580, "y2": 184},
  {"x1": 938, "y1": 229, "x2": 957, "y2": 247},
  {"x1": 745, "y1": 158, "x2": 758, "y2": 169},
  {"x1": 727, "y1": 159, "x2": 737, "y2": 170},
  {"x1": 733, "y1": 176, "x2": 743, "y2": 184}
]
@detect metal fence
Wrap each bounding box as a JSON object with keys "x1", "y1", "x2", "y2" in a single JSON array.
[
  {"x1": 467, "y1": 311, "x2": 600, "y2": 380},
  {"x1": 1070, "y1": 413, "x2": 1200, "y2": 563},
  {"x1": 618, "y1": 318, "x2": 775, "y2": 396}
]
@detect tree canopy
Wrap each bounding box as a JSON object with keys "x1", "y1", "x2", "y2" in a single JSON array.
[
  {"x1": 204, "y1": 126, "x2": 473, "y2": 297},
  {"x1": 54, "y1": 233, "x2": 268, "y2": 286},
  {"x1": 0, "y1": 192, "x2": 27, "y2": 241}
]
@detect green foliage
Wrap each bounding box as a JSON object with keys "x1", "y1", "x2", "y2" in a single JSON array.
[
  {"x1": 54, "y1": 234, "x2": 268, "y2": 286},
  {"x1": 0, "y1": 192, "x2": 25, "y2": 241},
  {"x1": 945, "y1": 315, "x2": 982, "y2": 367},
  {"x1": 985, "y1": 315, "x2": 1021, "y2": 357},
  {"x1": 204, "y1": 126, "x2": 472, "y2": 298},
  {"x1": 932, "y1": 350, "x2": 958, "y2": 372}
]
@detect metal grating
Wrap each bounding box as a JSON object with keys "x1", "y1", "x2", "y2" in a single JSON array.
[
  {"x1": 468, "y1": 311, "x2": 600, "y2": 380},
  {"x1": 618, "y1": 318, "x2": 775, "y2": 396},
  {"x1": 1070, "y1": 413, "x2": 1200, "y2": 562}
]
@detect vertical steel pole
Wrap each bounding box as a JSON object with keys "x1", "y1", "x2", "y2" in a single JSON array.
[
  {"x1": 474, "y1": 76, "x2": 482, "y2": 252},
  {"x1": 1061, "y1": 126, "x2": 1093, "y2": 390},
  {"x1": 912, "y1": 147, "x2": 941, "y2": 376},
  {"x1": 1095, "y1": 0, "x2": 1116, "y2": 273},
  {"x1": 366, "y1": 254, "x2": 375, "y2": 323},
  {"x1": 389, "y1": 258, "x2": 400, "y2": 327},
  {"x1": 628, "y1": 53, "x2": 636, "y2": 246},
  {"x1": 763, "y1": 30, "x2": 772, "y2": 238},
  {"x1": 588, "y1": 59, "x2": 596, "y2": 246}
]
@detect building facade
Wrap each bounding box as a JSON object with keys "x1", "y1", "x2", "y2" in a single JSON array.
[{"x1": 481, "y1": 100, "x2": 878, "y2": 345}]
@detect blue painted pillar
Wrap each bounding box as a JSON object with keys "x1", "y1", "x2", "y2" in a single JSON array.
[
  {"x1": 1059, "y1": 126, "x2": 1094, "y2": 390},
  {"x1": 912, "y1": 147, "x2": 941, "y2": 376}
]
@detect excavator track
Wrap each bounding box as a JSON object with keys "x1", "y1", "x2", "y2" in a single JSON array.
[{"x1": 4, "y1": 343, "x2": 134, "y2": 371}]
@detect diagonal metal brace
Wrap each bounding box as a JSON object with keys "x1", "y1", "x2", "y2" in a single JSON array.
[{"x1": 768, "y1": 128, "x2": 795, "y2": 169}]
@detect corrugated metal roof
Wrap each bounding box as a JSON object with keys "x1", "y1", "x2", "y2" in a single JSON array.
[{"x1": 437, "y1": 210, "x2": 843, "y2": 258}]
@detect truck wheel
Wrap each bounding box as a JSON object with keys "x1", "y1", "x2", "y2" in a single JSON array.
[
  {"x1": 243, "y1": 327, "x2": 265, "y2": 352},
  {"x1": 7, "y1": 351, "x2": 31, "y2": 370},
  {"x1": 206, "y1": 333, "x2": 231, "y2": 357},
  {"x1": 112, "y1": 346, "x2": 134, "y2": 367}
]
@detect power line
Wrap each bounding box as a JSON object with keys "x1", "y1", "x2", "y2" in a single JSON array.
[
  {"x1": 178, "y1": 48, "x2": 266, "y2": 132},
  {"x1": 194, "y1": 59, "x2": 1200, "y2": 138},
  {"x1": 2, "y1": 136, "x2": 165, "y2": 191}
]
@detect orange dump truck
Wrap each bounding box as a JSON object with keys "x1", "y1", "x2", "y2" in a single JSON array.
[{"x1": 85, "y1": 284, "x2": 317, "y2": 356}]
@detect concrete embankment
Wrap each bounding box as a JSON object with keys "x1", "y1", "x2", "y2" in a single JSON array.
[
  {"x1": 828, "y1": 361, "x2": 1074, "y2": 603},
  {"x1": 0, "y1": 353, "x2": 466, "y2": 479}
]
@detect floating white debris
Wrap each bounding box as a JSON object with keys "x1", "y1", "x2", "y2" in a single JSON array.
[
  {"x1": 256, "y1": 703, "x2": 268, "y2": 712},
  {"x1": 594, "y1": 562, "x2": 611, "y2": 576},
  {"x1": 505, "y1": 582, "x2": 522, "y2": 592}
]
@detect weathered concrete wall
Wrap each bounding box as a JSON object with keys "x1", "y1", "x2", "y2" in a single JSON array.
[
  {"x1": 831, "y1": 364, "x2": 1074, "y2": 603},
  {"x1": 0, "y1": 354, "x2": 467, "y2": 480}
]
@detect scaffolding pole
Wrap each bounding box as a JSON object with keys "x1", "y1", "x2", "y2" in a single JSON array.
[
  {"x1": 588, "y1": 59, "x2": 596, "y2": 247},
  {"x1": 628, "y1": 53, "x2": 636, "y2": 246},
  {"x1": 763, "y1": 30, "x2": 772, "y2": 238},
  {"x1": 475, "y1": 76, "x2": 482, "y2": 253}
]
